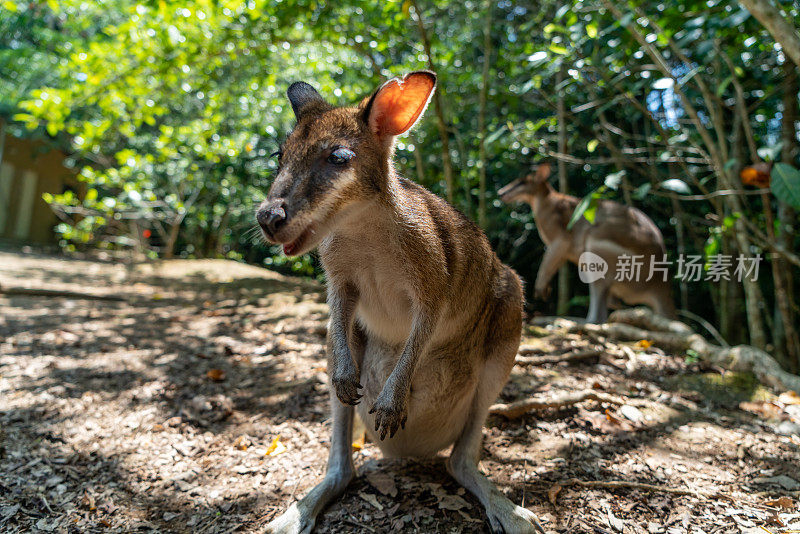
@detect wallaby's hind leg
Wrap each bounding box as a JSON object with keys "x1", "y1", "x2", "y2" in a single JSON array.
[
  {"x1": 586, "y1": 280, "x2": 610, "y2": 323},
  {"x1": 447, "y1": 350, "x2": 544, "y2": 534},
  {"x1": 266, "y1": 328, "x2": 366, "y2": 533},
  {"x1": 265, "y1": 393, "x2": 354, "y2": 534}
]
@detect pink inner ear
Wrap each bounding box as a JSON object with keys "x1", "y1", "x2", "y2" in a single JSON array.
[{"x1": 369, "y1": 73, "x2": 435, "y2": 137}]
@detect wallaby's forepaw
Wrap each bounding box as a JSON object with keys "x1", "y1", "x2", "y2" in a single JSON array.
[
  {"x1": 533, "y1": 283, "x2": 551, "y2": 301},
  {"x1": 330, "y1": 361, "x2": 362, "y2": 406},
  {"x1": 487, "y1": 504, "x2": 545, "y2": 534},
  {"x1": 368, "y1": 392, "x2": 407, "y2": 440},
  {"x1": 264, "y1": 503, "x2": 315, "y2": 534}
]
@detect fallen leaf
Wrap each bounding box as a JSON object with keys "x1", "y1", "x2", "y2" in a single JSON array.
[
  {"x1": 765, "y1": 511, "x2": 785, "y2": 527},
  {"x1": 265, "y1": 436, "x2": 286, "y2": 457},
  {"x1": 206, "y1": 369, "x2": 225, "y2": 382},
  {"x1": 635, "y1": 340, "x2": 652, "y2": 349},
  {"x1": 367, "y1": 471, "x2": 398, "y2": 497},
  {"x1": 739, "y1": 401, "x2": 782, "y2": 420},
  {"x1": 548, "y1": 484, "x2": 562, "y2": 506},
  {"x1": 358, "y1": 491, "x2": 384, "y2": 510},
  {"x1": 352, "y1": 432, "x2": 366, "y2": 451},
  {"x1": 82, "y1": 491, "x2": 96, "y2": 511},
  {"x1": 605, "y1": 408, "x2": 624, "y2": 425},
  {"x1": 607, "y1": 509, "x2": 624, "y2": 532},
  {"x1": 764, "y1": 496, "x2": 793, "y2": 509},
  {"x1": 426, "y1": 482, "x2": 471, "y2": 511},
  {"x1": 779, "y1": 391, "x2": 800, "y2": 406},
  {"x1": 620, "y1": 405, "x2": 644, "y2": 423},
  {"x1": 233, "y1": 435, "x2": 250, "y2": 451}
]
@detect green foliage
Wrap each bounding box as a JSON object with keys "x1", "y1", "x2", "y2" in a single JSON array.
[
  {"x1": 772, "y1": 163, "x2": 800, "y2": 210},
  {"x1": 0, "y1": 0, "x2": 798, "y2": 331}
]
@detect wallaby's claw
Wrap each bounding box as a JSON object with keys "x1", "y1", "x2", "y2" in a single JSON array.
[{"x1": 368, "y1": 398, "x2": 407, "y2": 441}]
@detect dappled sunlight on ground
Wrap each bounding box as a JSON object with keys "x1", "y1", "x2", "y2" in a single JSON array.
[{"x1": 1, "y1": 251, "x2": 798, "y2": 533}]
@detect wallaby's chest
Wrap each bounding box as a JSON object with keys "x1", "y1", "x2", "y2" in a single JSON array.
[{"x1": 321, "y1": 234, "x2": 414, "y2": 345}]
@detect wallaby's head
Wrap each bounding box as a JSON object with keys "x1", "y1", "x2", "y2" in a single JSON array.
[
  {"x1": 498, "y1": 161, "x2": 551, "y2": 204},
  {"x1": 256, "y1": 71, "x2": 437, "y2": 256}
]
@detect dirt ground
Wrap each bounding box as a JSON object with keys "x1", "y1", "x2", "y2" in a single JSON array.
[{"x1": 1, "y1": 249, "x2": 799, "y2": 534}]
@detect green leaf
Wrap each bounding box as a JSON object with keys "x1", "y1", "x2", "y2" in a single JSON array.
[
  {"x1": 771, "y1": 163, "x2": 800, "y2": 210},
  {"x1": 567, "y1": 193, "x2": 594, "y2": 230},
  {"x1": 633, "y1": 183, "x2": 651, "y2": 200},
  {"x1": 549, "y1": 44, "x2": 568, "y2": 55},
  {"x1": 586, "y1": 24, "x2": 597, "y2": 38},
  {"x1": 583, "y1": 199, "x2": 599, "y2": 224},
  {"x1": 3, "y1": 1, "x2": 17, "y2": 12},
  {"x1": 587, "y1": 139, "x2": 599, "y2": 153},
  {"x1": 567, "y1": 188, "x2": 604, "y2": 229}
]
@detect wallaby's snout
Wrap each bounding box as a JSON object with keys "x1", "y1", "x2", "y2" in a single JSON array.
[
  {"x1": 256, "y1": 199, "x2": 288, "y2": 239},
  {"x1": 498, "y1": 177, "x2": 530, "y2": 203}
]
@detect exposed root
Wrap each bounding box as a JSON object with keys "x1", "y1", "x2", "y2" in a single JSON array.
[
  {"x1": 516, "y1": 348, "x2": 602, "y2": 366},
  {"x1": 556, "y1": 478, "x2": 737, "y2": 503},
  {"x1": 489, "y1": 389, "x2": 626, "y2": 419},
  {"x1": 570, "y1": 307, "x2": 800, "y2": 393}
]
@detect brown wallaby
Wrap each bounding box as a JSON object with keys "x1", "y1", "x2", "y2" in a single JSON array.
[
  {"x1": 498, "y1": 161, "x2": 675, "y2": 323},
  {"x1": 257, "y1": 72, "x2": 543, "y2": 533}
]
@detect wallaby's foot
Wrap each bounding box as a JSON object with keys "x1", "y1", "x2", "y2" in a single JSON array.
[
  {"x1": 485, "y1": 497, "x2": 545, "y2": 534},
  {"x1": 368, "y1": 383, "x2": 408, "y2": 440},
  {"x1": 264, "y1": 502, "x2": 313, "y2": 534},
  {"x1": 447, "y1": 453, "x2": 544, "y2": 534},
  {"x1": 330, "y1": 359, "x2": 362, "y2": 405},
  {"x1": 265, "y1": 468, "x2": 354, "y2": 534}
]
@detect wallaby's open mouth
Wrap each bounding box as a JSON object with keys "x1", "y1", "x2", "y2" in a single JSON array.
[{"x1": 282, "y1": 226, "x2": 313, "y2": 256}]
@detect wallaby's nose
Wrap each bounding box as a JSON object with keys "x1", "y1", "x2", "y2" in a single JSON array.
[{"x1": 257, "y1": 200, "x2": 288, "y2": 237}]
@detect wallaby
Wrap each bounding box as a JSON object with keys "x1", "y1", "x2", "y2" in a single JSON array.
[
  {"x1": 498, "y1": 161, "x2": 675, "y2": 323},
  {"x1": 257, "y1": 72, "x2": 543, "y2": 533}
]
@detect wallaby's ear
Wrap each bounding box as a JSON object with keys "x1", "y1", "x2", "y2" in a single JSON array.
[
  {"x1": 362, "y1": 71, "x2": 436, "y2": 139},
  {"x1": 287, "y1": 81, "x2": 327, "y2": 120},
  {"x1": 534, "y1": 161, "x2": 552, "y2": 182}
]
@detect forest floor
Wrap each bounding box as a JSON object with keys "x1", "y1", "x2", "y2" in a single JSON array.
[{"x1": 1, "y1": 249, "x2": 799, "y2": 534}]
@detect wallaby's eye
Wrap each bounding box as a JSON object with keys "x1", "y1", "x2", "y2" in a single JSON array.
[{"x1": 327, "y1": 147, "x2": 355, "y2": 165}]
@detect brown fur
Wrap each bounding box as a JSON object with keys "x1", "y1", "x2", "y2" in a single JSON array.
[
  {"x1": 260, "y1": 72, "x2": 543, "y2": 534},
  {"x1": 498, "y1": 162, "x2": 676, "y2": 323}
]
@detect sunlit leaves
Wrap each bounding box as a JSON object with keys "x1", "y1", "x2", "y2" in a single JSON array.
[{"x1": 771, "y1": 163, "x2": 800, "y2": 210}]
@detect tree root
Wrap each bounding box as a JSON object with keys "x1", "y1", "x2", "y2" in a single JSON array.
[
  {"x1": 489, "y1": 389, "x2": 626, "y2": 419},
  {"x1": 555, "y1": 478, "x2": 736, "y2": 503},
  {"x1": 516, "y1": 348, "x2": 602, "y2": 366},
  {"x1": 570, "y1": 307, "x2": 800, "y2": 393}
]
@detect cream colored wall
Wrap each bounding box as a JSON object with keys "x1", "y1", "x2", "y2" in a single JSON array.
[{"x1": 0, "y1": 128, "x2": 76, "y2": 244}]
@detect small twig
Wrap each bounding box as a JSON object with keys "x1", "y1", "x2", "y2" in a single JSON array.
[
  {"x1": 345, "y1": 514, "x2": 378, "y2": 533},
  {"x1": 489, "y1": 390, "x2": 626, "y2": 419},
  {"x1": 558, "y1": 478, "x2": 737, "y2": 503},
  {"x1": 516, "y1": 348, "x2": 602, "y2": 366}
]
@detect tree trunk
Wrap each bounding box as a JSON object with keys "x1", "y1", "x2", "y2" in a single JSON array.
[
  {"x1": 780, "y1": 61, "x2": 800, "y2": 372},
  {"x1": 476, "y1": 0, "x2": 493, "y2": 228},
  {"x1": 556, "y1": 67, "x2": 571, "y2": 315},
  {"x1": 740, "y1": 0, "x2": 800, "y2": 69},
  {"x1": 410, "y1": 0, "x2": 455, "y2": 203},
  {"x1": 164, "y1": 217, "x2": 181, "y2": 259}
]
